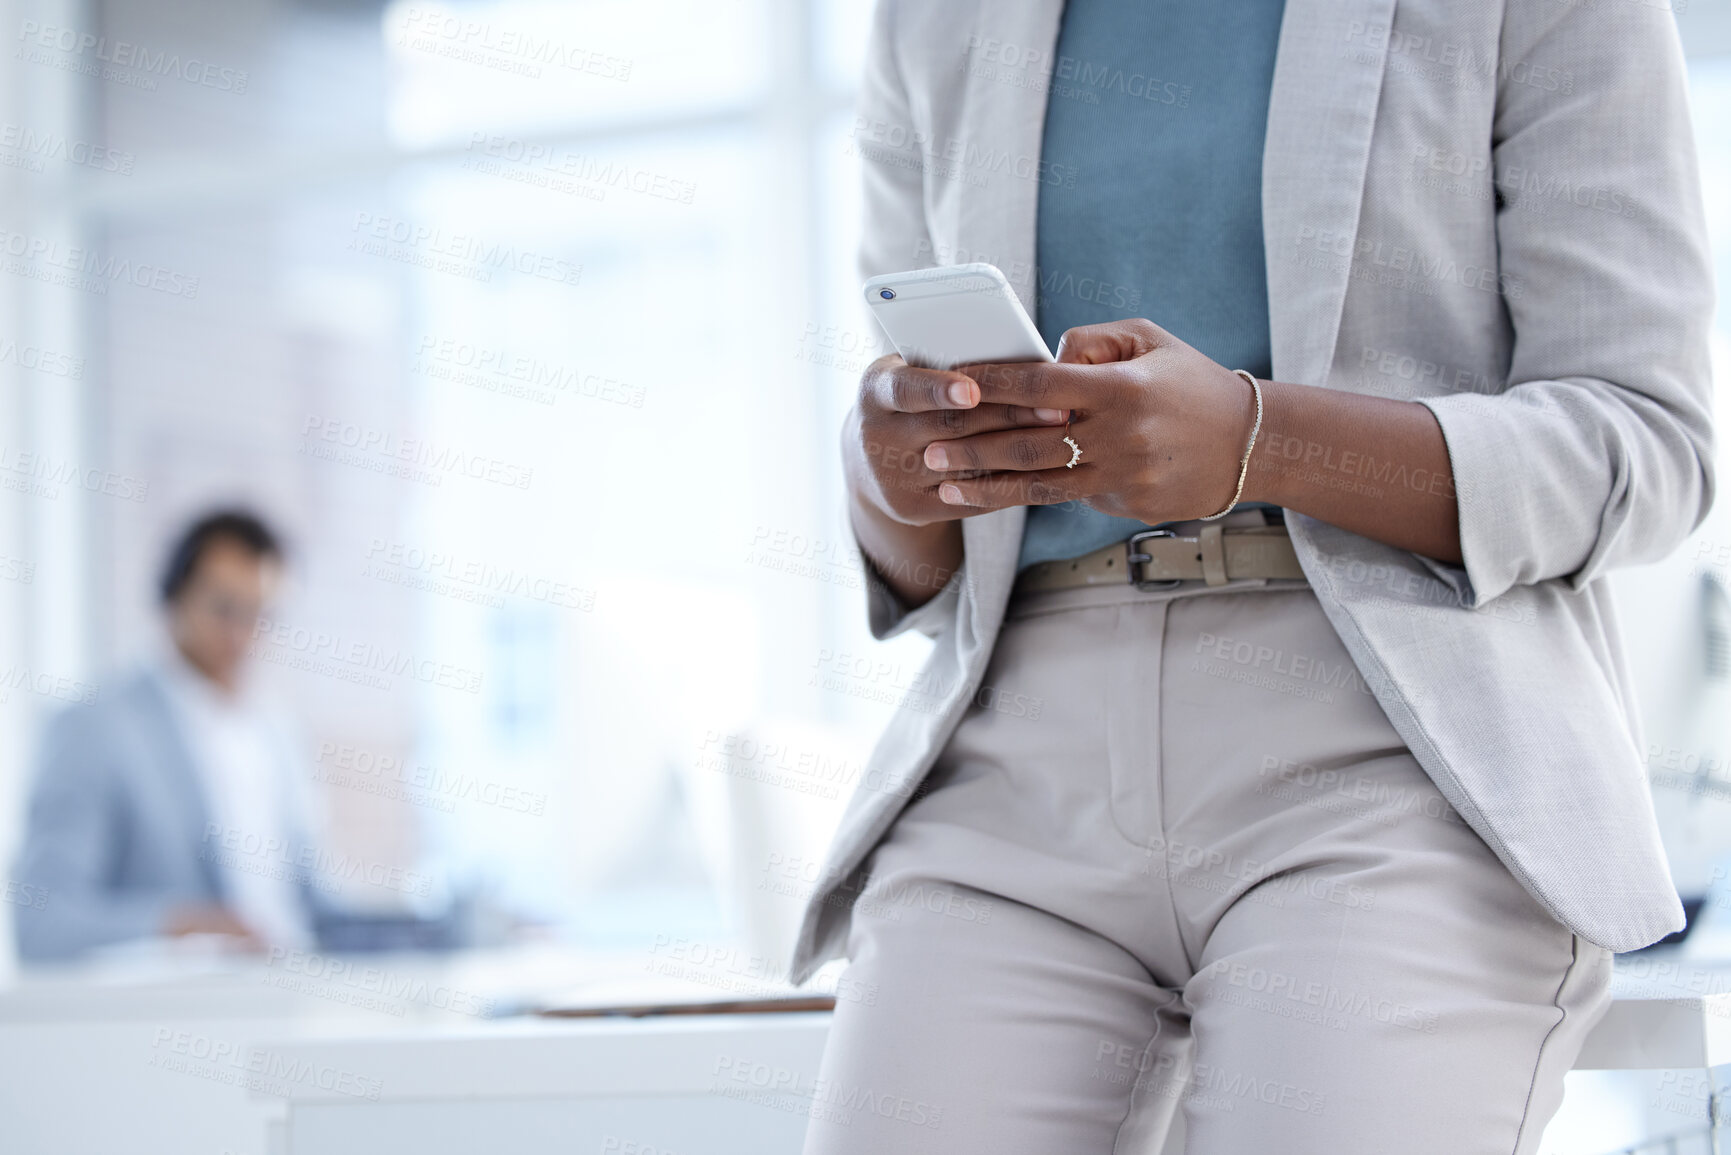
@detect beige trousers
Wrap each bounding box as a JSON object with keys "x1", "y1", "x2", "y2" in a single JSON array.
[{"x1": 802, "y1": 579, "x2": 1611, "y2": 1155}]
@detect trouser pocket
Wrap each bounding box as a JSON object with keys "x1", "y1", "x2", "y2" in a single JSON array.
[{"x1": 1104, "y1": 597, "x2": 1169, "y2": 850}]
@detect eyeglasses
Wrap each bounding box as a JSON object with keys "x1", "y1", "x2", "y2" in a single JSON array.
[{"x1": 181, "y1": 586, "x2": 266, "y2": 629}]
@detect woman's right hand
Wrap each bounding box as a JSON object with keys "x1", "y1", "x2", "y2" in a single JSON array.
[{"x1": 846, "y1": 354, "x2": 1071, "y2": 527}]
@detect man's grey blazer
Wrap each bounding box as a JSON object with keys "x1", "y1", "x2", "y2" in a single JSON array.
[
  {"x1": 790, "y1": 0, "x2": 1715, "y2": 982},
  {"x1": 11, "y1": 668, "x2": 318, "y2": 962}
]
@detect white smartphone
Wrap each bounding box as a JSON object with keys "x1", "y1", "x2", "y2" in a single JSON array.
[{"x1": 862, "y1": 263, "x2": 1054, "y2": 371}]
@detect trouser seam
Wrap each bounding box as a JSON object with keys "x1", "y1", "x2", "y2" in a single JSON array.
[
  {"x1": 1103, "y1": 598, "x2": 1196, "y2": 973},
  {"x1": 1509, "y1": 933, "x2": 1581, "y2": 1155},
  {"x1": 1153, "y1": 634, "x2": 1200, "y2": 977},
  {"x1": 1110, "y1": 1006, "x2": 1174, "y2": 1155}
]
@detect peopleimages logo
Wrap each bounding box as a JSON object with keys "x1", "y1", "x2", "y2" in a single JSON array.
[
  {"x1": 0, "y1": 664, "x2": 98, "y2": 706},
  {"x1": 147, "y1": 1029, "x2": 381, "y2": 1101},
  {"x1": 0, "y1": 337, "x2": 84, "y2": 378},
  {"x1": 314, "y1": 741, "x2": 548, "y2": 816},
  {"x1": 395, "y1": 7, "x2": 633, "y2": 81},
  {"x1": 0, "y1": 226, "x2": 200, "y2": 298},
  {"x1": 413, "y1": 335, "x2": 646, "y2": 408},
  {"x1": 15, "y1": 21, "x2": 250, "y2": 93},
  {"x1": 300, "y1": 416, "x2": 534, "y2": 490},
  {"x1": 201, "y1": 823, "x2": 436, "y2": 897},
  {"x1": 363, "y1": 538, "x2": 593, "y2": 611},
  {"x1": 464, "y1": 134, "x2": 696, "y2": 205},
  {"x1": 265, "y1": 946, "x2": 496, "y2": 1017},
  {"x1": 348, "y1": 213, "x2": 581, "y2": 288},
  {"x1": 249, "y1": 614, "x2": 485, "y2": 695},
  {"x1": 0, "y1": 122, "x2": 134, "y2": 174},
  {"x1": 0, "y1": 445, "x2": 149, "y2": 502}
]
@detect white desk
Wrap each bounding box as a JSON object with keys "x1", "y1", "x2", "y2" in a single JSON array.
[
  {"x1": 0, "y1": 945, "x2": 652, "y2": 1155},
  {"x1": 267, "y1": 1013, "x2": 830, "y2": 1155},
  {"x1": 1577, "y1": 994, "x2": 1731, "y2": 1071},
  {"x1": 6, "y1": 951, "x2": 1727, "y2": 1155},
  {"x1": 259, "y1": 993, "x2": 1731, "y2": 1155}
]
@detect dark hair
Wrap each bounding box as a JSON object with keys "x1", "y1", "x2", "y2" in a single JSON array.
[{"x1": 159, "y1": 510, "x2": 283, "y2": 603}]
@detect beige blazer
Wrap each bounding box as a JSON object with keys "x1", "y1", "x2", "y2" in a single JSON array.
[{"x1": 791, "y1": 0, "x2": 1715, "y2": 981}]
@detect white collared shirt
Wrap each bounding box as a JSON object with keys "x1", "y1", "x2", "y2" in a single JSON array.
[{"x1": 155, "y1": 646, "x2": 316, "y2": 951}]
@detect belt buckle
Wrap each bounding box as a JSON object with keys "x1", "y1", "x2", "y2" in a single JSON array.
[{"x1": 1126, "y1": 529, "x2": 1184, "y2": 591}]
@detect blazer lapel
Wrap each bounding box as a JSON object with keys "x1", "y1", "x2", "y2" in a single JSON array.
[
  {"x1": 139, "y1": 670, "x2": 225, "y2": 898},
  {"x1": 946, "y1": 0, "x2": 1066, "y2": 317},
  {"x1": 1262, "y1": 0, "x2": 1398, "y2": 389},
  {"x1": 949, "y1": 0, "x2": 1063, "y2": 646}
]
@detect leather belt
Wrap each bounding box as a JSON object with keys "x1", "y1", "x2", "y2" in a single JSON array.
[{"x1": 1014, "y1": 524, "x2": 1306, "y2": 595}]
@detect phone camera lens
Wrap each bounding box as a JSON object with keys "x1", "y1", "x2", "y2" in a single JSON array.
[{"x1": 879, "y1": 288, "x2": 895, "y2": 300}]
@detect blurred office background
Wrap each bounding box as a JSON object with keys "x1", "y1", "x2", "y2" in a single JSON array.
[
  {"x1": 0, "y1": 0, "x2": 910, "y2": 970},
  {"x1": 1, "y1": 1, "x2": 1730, "y2": 1148}
]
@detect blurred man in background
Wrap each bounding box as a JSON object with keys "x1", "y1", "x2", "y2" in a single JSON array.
[{"x1": 12, "y1": 510, "x2": 323, "y2": 962}]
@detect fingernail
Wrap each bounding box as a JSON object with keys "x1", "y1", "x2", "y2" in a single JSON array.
[
  {"x1": 938, "y1": 483, "x2": 965, "y2": 505},
  {"x1": 925, "y1": 444, "x2": 950, "y2": 470},
  {"x1": 947, "y1": 381, "x2": 974, "y2": 406},
  {"x1": 1034, "y1": 407, "x2": 1065, "y2": 423}
]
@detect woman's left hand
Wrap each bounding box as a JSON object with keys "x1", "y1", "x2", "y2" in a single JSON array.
[{"x1": 925, "y1": 319, "x2": 1259, "y2": 523}]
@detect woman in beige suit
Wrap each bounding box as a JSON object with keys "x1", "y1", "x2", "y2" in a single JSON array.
[{"x1": 796, "y1": 0, "x2": 1716, "y2": 1153}]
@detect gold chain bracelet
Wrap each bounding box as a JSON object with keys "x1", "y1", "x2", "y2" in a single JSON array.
[{"x1": 1198, "y1": 369, "x2": 1264, "y2": 521}]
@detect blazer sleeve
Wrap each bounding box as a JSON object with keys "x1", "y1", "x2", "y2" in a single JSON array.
[
  {"x1": 850, "y1": 0, "x2": 960, "y2": 641},
  {"x1": 12, "y1": 707, "x2": 173, "y2": 961},
  {"x1": 864, "y1": 554, "x2": 965, "y2": 641},
  {"x1": 1416, "y1": 2, "x2": 1715, "y2": 607}
]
